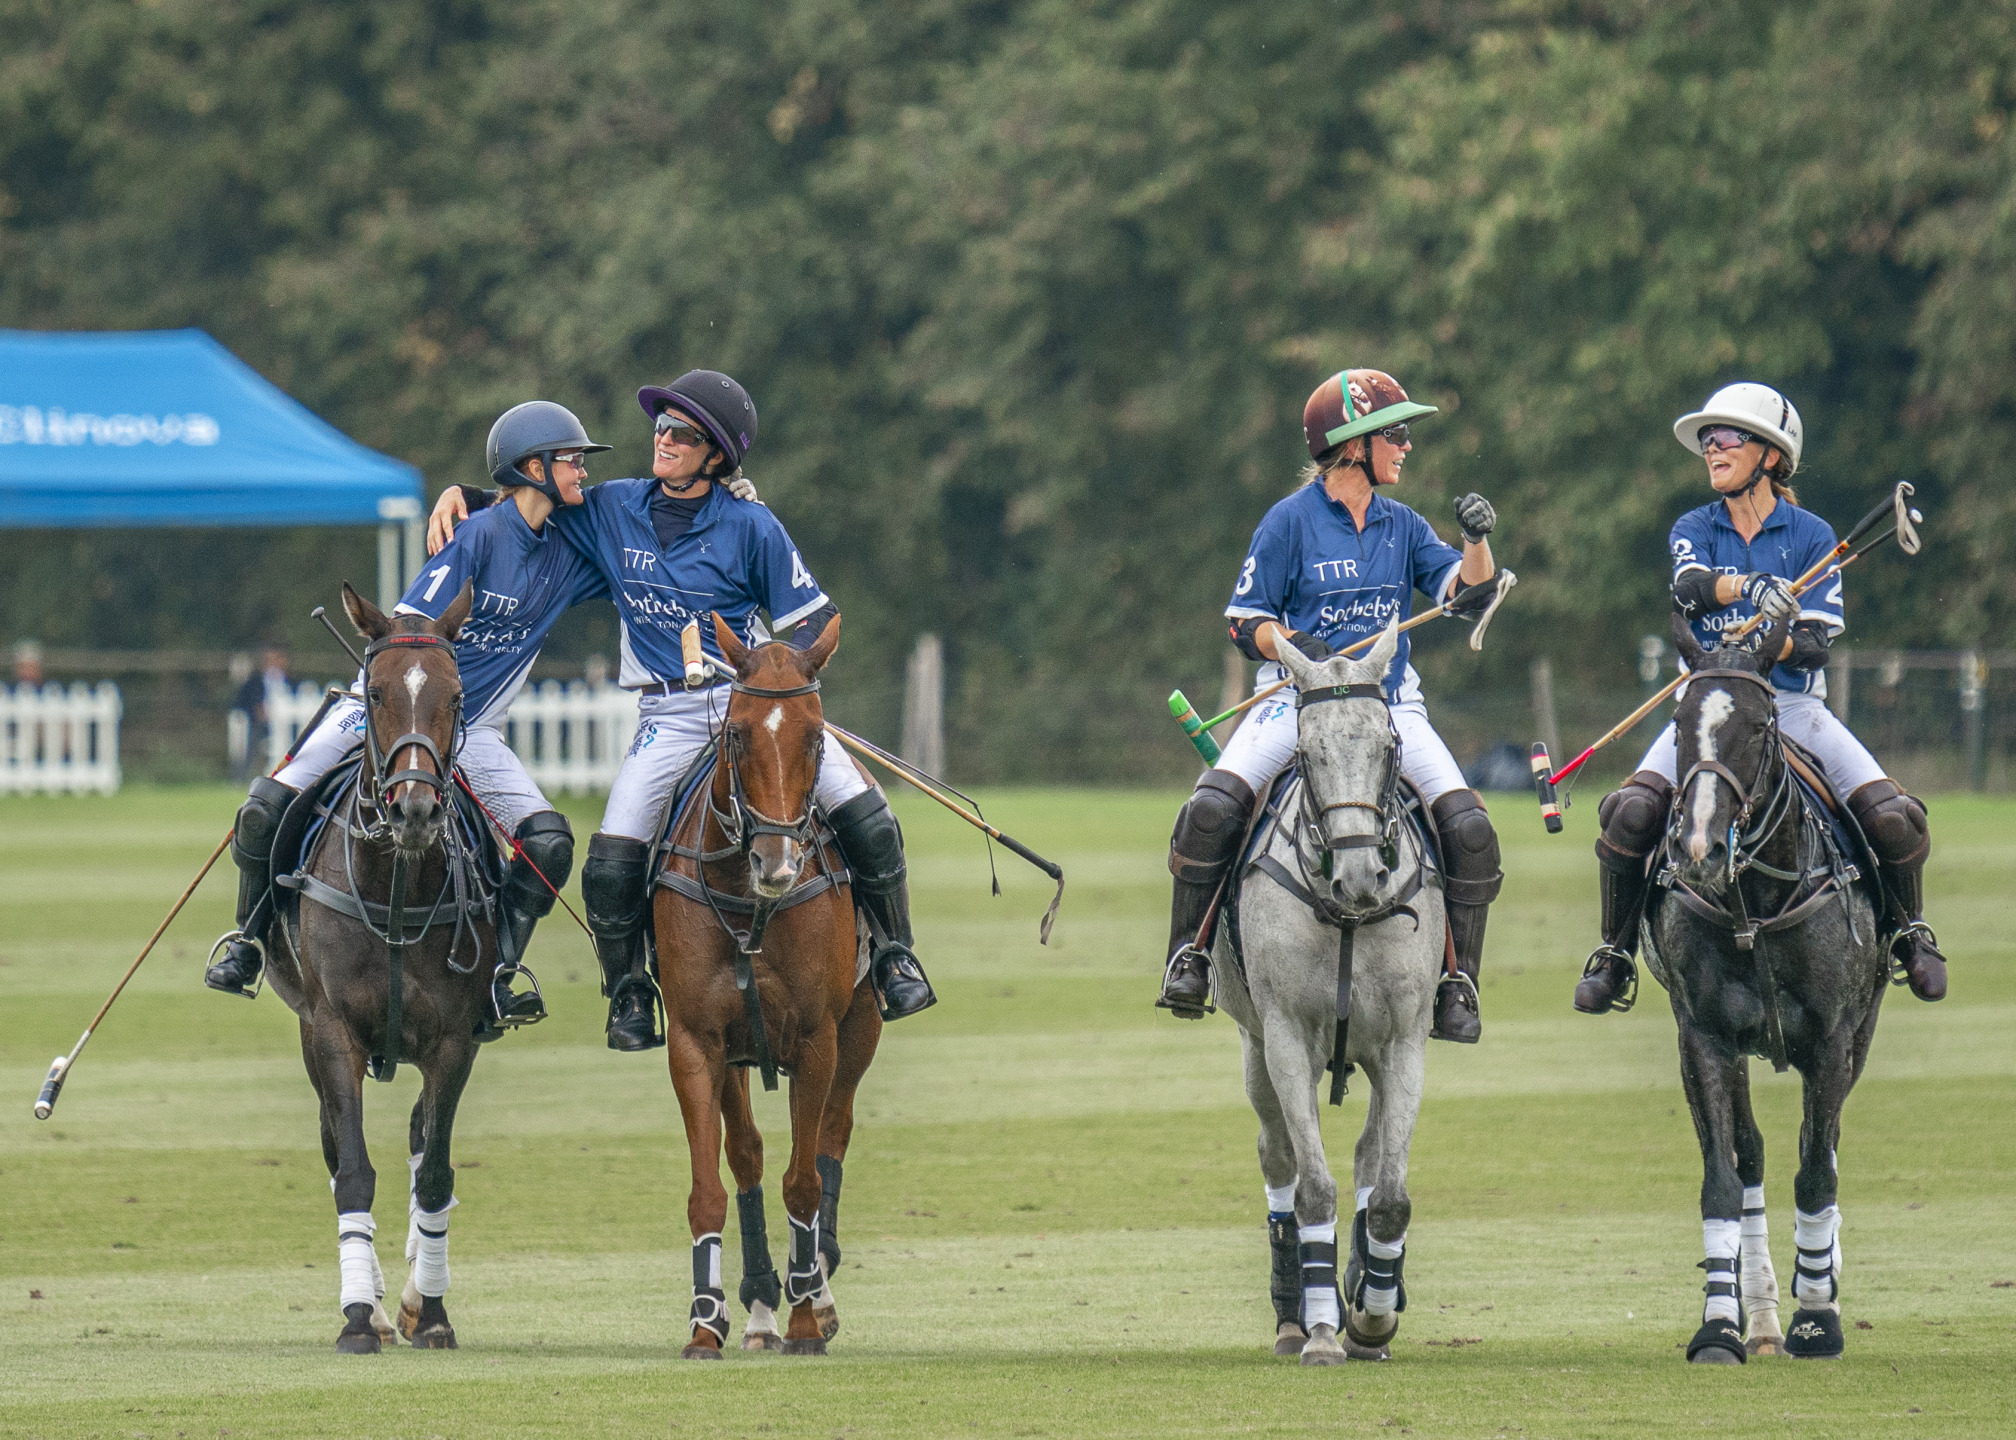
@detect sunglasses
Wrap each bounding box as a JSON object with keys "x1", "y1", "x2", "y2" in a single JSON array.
[
  {"x1": 654, "y1": 414, "x2": 711, "y2": 447},
  {"x1": 551, "y1": 451, "x2": 587, "y2": 470},
  {"x1": 1369, "y1": 422, "x2": 1411, "y2": 446},
  {"x1": 1698, "y1": 426, "x2": 1758, "y2": 453}
]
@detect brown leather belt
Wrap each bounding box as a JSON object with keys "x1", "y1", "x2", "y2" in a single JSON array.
[{"x1": 637, "y1": 679, "x2": 725, "y2": 697}]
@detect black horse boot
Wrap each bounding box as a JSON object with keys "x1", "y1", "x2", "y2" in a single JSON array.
[
  {"x1": 1847, "y1": 779, "x2": 1947, "y2": 1001},
  {"x1": 1574, "y1": 770, "x2": 1671, "y2": 1014},
  {"x1": 1158, "y1": 769, "x2": 1255, "y2": 1019},
  {"x1": 1430, "y1": 789, "x2": 1502, "y2": 1043},
  {"x1": 582, "y1": 833, "x2": 663, "y2": 1050},
  {"x1": 205, "y1": 777, "x2": 299, "y2": 995},
  {"x1": 829, "y1": 789, "x2": 936, "y2": 1021},
  {"x1": 483, "y1": 810, "x2": 573, "y2": 1035}
]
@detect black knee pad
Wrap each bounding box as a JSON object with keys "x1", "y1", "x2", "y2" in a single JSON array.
[
  {"x1": 581, "y1": 833, "x2": 652, "y2": 936},
  {"x1": 1848, "y1": 779, "x2": 1929, "y2": 866},
  {"x1": 1430, "y1": 789, "x2": 1502, "y2": 905},
  {"x1": 504, "y1": 810, "x2": 574, "y2": 918},
  {"x1": 829, "y1": 787, "x2": 905, "y2": 893},
  {"x1": 232, "y1": 777, "x2": 298, "y2": 866},
  {"x1": 1169, "y1": 769, "x2": 1255, "y2": 882},
  {"x1": 1596, "y1": 771, "x2": 1671, "y2": 869}
]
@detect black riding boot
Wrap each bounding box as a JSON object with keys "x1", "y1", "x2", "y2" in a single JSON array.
[
  {"x1": 582, "y1": 833, "x2": 663, "y2": 1051},
  {"x1": 1847, "y1": 780, "x2": 1947, "y2": 1001},
  {"x1": 1430, "y1": 790, "x2": 1502, "y2": 1044},
  {"x1": 205, "y1": 777, "x2": 298, "y2": 996},
  {"x1": 1158, "y1": 769, "x2": 1255, "y2": 1019},
  {"x1": 829, "y1": 789, "x2": 936, "y2": 1021},
  {"x1": 1574, "y1": 771, "x2": 1670, "y2": 1015},
  {"x1": 483, "y1": 811, "x2": 573, "y2": 1036}
]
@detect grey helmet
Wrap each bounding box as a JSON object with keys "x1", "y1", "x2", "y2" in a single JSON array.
[{"x1": 486, "y1": 401, "x2": 611, "y2": 501}]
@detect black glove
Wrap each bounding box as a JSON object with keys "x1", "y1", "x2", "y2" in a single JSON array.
[
  {"x1": 1447, "y1": 573, "x2": 1501, "y2": 618},
  {"x1": 1741, "y1": 572, "x2": 1797, "y2": 625},
  {"x1": 1287, "y1": 631, "x2": 1334, "y2": 661},
  {"x1": 1453, "y1": 493, "x2": 1496, "y2": 543}
]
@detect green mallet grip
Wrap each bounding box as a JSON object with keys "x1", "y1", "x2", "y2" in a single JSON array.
[{"x1": 1169, "y1": 690, "x2": 1222, "y2": 766}]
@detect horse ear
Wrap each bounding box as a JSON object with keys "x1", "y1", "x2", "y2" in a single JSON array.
[
  {"x1": 712, "y1": 612, "x2": 751, "y2": 675},
  {"x1": 342, "y1": 582, "x2": 390, "y2": 642},
  {"x1": 1350, "y1": 615, "x2": 1400, "y2": 684},
  {"x1": 431, "y1": 581, "x2": 474, "y2": 641},
  {"x1": 1671, "y1": 608, "x2": 1706, "y2": 671},
  {"x1": 797, "y1": 612, "x2": 841, "y2": 673},
  {"x1": 1753, "y1": 609, "x2": 1794, "y2": 675}
]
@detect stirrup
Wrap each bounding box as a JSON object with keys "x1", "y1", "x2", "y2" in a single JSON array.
[
  {"x1": 489, "y1": 961, "x2": 547, "y2": 1028},
  {"x1": 1578, "y1": 944, "x2": 1637, "y2": 1014},
  {"x1": 1430, "y1": 970, "x2": 1480, "y2": 1043},
  {"x1": 204, "y1": 931, "x2": 264, "y2": 1000},
  {"x1": 607, "y1": 973, "x2": 666, "y2": 1051},
  {"x1": 1887, "y1": 921, "x2": 1941, "y2": 986},
  {"x1": 1156, "y1": 944, "x2": 1214, "y2": 1017}
]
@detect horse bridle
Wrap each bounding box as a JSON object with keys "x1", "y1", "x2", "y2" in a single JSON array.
[
  {"x1": 1294, "y1": 682, "x2": 1404, "y2": 878},
  {"x1": 1669, "y1": 668, "x2": 1796, "y2": 886},
  {"x1": 708, "y1": 676, "x2": 824, "y2": 860},
  {"x1": 360, "y1": 631, "x2": 463, "y2": 813}
]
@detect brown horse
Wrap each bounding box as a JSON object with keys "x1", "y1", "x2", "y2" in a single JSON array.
[
  {"x1": 262, "y1": 582, "x2": 498, "y2": 1352},
  {"x1": 656, "y1": 614, "x2": 883, "y2": 1358}
]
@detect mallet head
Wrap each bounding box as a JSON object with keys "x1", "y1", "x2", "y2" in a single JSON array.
[{"x1": 1531, "y1": 742, "x2": 1563, "y2": 833}]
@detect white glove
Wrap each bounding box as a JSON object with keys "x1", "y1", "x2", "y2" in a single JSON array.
[
  {"x1": 727, "y1": 472, "x2": 759, "y2": 503},
  {"x1": 1742, "y1": 572, "x2": 1797, "y2": 625}
]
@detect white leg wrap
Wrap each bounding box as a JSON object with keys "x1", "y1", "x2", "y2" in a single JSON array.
[
  {"x1": 337, "y1": 1211, "x2": 379, "y2": 1310},
  {"x1": 1355, "y1": 1186, "x2": 1373, "y2": 1214},
  {"x1": 1702, "y1": 1218, "x2": 1742, "y2": 1324},
  {"x1": 1740, "y1": 1186, "x2": 1779, "y2": 1333},
  {"x1": 411, "y1": 1197, "x2": 457, "y2": 1299},
  {"x1": 1300, "y1": 1221, "x2": 1340, "y2": 1330},
  {"x1": 1265, "y1": 1182, "x2": 1297, "y2": 1215},
  {"x1": 406, "y1": 1153, "x2": 424, "y2": 1267},
  {"x1": 1361, "y1": 1228, "x2": 1406, "y2": 1316},
  {"x1": 1792, "y1": 1205, "x2": 1841, "y2": 1308}
]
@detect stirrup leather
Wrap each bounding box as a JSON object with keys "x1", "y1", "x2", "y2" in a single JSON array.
[
  {"x1": 205, "y1": 930, "x2": 265, "y2": 1000},
  {"x1": 1156, "y1": 944, "x2": 1215, "y2": 1016},
  {"x1": 1580, "y1": 944, "x2": 1637, "y2": 1013}
]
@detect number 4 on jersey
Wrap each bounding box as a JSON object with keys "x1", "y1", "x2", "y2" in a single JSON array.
[{"x1": 791, "y1": 550, "x2": 814, "y2": 589}]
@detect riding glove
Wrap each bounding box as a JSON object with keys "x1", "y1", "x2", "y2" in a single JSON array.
[
  {"x1": 1741, "y1": 572, "x2": 1798, "y2": 624},
  {"x1": 1287, "y1": 631, "x2": 1334, "y2": 661},
  {"x1": 1453, "y1": 493, "x2": 1496, "y2": 544}
]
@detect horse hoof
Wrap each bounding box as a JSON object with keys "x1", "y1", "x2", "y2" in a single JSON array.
[
  {"x1": 1299, "y1": 1324, "x2": 1347, "y2": 1367},
  {"x1": 813, "y1": 1298, "x2": 840, "y2": 1341},
  {"x1": 1784, "y1": 1309, "x2": 1845, "y2": 1359},
  {"x1": 369, "y1": 1300, "x2": 399, "y2": 1345},
  {"x1": 1686, "y1": 1318, "x2": 1746, "y2": 1365},
  {"x1": 335, "y1": 1329, "x2": 382, "y2": 1355},
  {"x1": 1344, "y1": 1308, "x2": 1398, "y2": 1351},
  {"x1": 1747, "y1": 1335, "x2": 1786, "y2": 1357},
  {"x1": 681, "y1": 1343, "x2": 725, "y2": 1360},
  {"x1": 1274, "y1": 1323, "x2": 1307, "y2": 1357},
  {"x1": 397, "y1": 1298, "x2": 422, "y2": 1342},
  {"x1": 408, "y1": 1325, "x2": 457, "y2": 1350},
  {"x1": 1344, "y1": 1339, "x2": 1391, "y2": 1362},
  {"x1": 741, "y1": 1330, "x2": 783, "y2": 1352},
  {"x1": 782, "y1": 1337, "x2": 828, "y2": 1356}
]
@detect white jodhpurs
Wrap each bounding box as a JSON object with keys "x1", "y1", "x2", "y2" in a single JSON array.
[
  {"x1": 1215, "y1": 686, "x2": 1469, "y2": 807},
  {"x1": 1634, "y1": 689, "x2": 1885, "y2": 797},
  {"x1": 272, "y1": 699, "x2": 554, "y2": 832},
  {"x1": 598, "y1": 686, "x2": 871, "y2": 842}
]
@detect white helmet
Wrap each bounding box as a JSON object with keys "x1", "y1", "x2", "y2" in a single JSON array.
[{"x1": 1673, "y1": 383, "x2": 1803, "y2": 476}]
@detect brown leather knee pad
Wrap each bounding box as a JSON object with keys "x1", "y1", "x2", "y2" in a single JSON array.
[
  {"x1": 1847, "y1": 778, "x2": 1929, "y2": 867},
  {"x1": 1430, "y1": 788, "x2": 1503, "y2": 906},
  {"x1": 1596, "y1": 770, "x2": 1672, "y2": 872},
  {"x1": 1169, "y1": 769, "x2": 1256, "y2": 884}
]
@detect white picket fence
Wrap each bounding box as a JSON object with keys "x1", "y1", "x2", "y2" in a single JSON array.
[
  {"x1": 239, "y1": 678, "x2": 641, "y2": 793},
  {"x1": 0, "y1": 682, "x2": 122, "y2": 793}
]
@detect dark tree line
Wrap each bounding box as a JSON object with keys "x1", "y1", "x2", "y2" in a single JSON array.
[{"x1": 3, "y1": 0, "x2": 2011, "y2": 778}]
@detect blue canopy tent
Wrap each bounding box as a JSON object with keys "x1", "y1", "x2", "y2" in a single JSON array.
[{"x1": 0, "y1": 328, "x2": 425, "y2": 606}]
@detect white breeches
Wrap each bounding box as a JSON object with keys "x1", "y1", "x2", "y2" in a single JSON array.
[
  {"x1": 598, "y1": 686, "x2": 871, "y2": 842},
  {"x1": 1216, "y1": 688, "x2": 1469, "y2": 807},
  {"x1": 1634, "y1": 690, "x2": 1885, "y2": 798},
  {"x1": 273, "y1": 700, "x2": 553, "y2": 832}
]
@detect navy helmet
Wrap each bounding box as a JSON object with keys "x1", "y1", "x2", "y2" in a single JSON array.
[
  {"x1": 486, "y1": 401, "x2": 610, "y2": 501},
  {"x1": 636, "y1": 370, "x2": 758, "y2": 472}
]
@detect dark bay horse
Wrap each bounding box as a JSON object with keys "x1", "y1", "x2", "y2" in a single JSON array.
[
  {"x1": 1646, "y1": 609, "x2": 1885, "y2": 1363},
  {"x1": 657, "y1": 614, "x2": 881, "y2": 1358},
  {"x1": 262, "y1": 582, "x2": 502, "y2": 1352}
]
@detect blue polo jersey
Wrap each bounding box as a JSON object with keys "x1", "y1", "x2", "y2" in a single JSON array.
[
  {"x1": 1224, "y1": 484, "x2": 1464, "y2": 700},
  {"x1": 1669, "y1": 499, "x2": 1843, "y2": 695},
  {"x1": 394, "y1": 498, "x2": 610, "y2": 728},
  {"x1": 548, "y1": 478, "x2": 831, "y2": 687}
]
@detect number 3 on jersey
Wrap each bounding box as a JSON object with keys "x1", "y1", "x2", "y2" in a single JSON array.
[
  {"x1": 790, "y1": 549, "x2": 814, "y2": 589},
  {"x1": 1234, "y1": 555, "x2": 1257, "y2": 597}
]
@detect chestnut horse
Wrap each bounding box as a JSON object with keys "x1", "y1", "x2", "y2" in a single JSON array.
[{"x1": 657, "y1": 614, "x2": 882, "y2": 1358}]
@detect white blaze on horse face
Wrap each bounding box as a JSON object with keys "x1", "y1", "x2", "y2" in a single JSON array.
[
  {"x1": 1687, "y1": 689, "x2": 1737, "y2": 862},
  {"x1": 764, "y1": 704, "x2": 783, "y2": 736},
  {"x1": 404, "y1": 663, "x2": 428, "y2": 708}
]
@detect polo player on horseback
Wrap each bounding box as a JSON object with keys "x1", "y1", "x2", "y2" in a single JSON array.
[
  {"x1": 1158, "y1": 368, "x2": 1508, "y2": 1044},
  {"x1": 1574, "y1": 383, "x2": 1948, "y2": 1016},
  {"x1": 427, "y1": 370, "x2": 935, "y2": 1051},
  {"x1": 206, "y1": 401, "x2": 618, "y2": 1035}
]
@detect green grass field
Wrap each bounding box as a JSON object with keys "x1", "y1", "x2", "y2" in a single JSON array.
[{"x1": 2, "y1": 785, "x2": 2011, "y2": 1439}]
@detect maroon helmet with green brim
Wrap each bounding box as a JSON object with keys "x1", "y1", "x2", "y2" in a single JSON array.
[{"x1": 1302, "y1": 368, "x2": 1439, "y2": 461}]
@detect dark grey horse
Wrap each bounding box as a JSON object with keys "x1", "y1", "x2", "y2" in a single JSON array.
[
  {"x1": 1645, "y1": 609, "x2": 1884, "y2": 1363},
  {"x1": 262, "y1": 583, "x2": 499, "y2": 1352}
]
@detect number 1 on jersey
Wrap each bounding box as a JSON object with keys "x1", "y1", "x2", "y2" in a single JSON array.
[{"x1": 421, "y1": 564, "x2": 452, "y2": 602}]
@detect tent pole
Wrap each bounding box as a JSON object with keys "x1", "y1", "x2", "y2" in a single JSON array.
[{"x1": 377, "y1": 521, "x2": 400, "y2": 612}]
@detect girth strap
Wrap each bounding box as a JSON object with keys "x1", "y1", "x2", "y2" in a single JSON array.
[
  {"x1": 656, "y1": 868, "x2": 846, "y2": 914},
  {"x1": 282, "y1": 871, "x2": 491, "y2": 941},
  {"x1": 1662, "y1": 875, "x2": 1845, "y2": 1074}
]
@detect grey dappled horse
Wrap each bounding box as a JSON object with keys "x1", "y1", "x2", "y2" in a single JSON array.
[{"x1": 1210, "y1": 621, "x2": 1444, "y2": 1366}]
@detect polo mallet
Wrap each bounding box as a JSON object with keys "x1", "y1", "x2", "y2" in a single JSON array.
[
  {"x1": 1169, "y1": 569, "x2": 1518, "y2": 765},
  {"x1": 1534, "y1": 483, "x2": 1922, "y2": 823},
  {"x1": 34, "y1": 677, "x2": 353, "y2": 1120},
  {"x1": 823, "y1": 722, "x2": 1066, "y2": 944}
]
